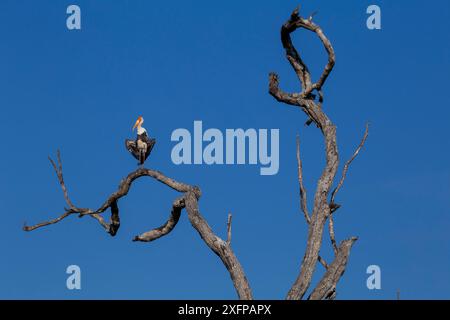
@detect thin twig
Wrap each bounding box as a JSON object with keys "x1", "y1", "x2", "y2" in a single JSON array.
[
  {"x1": 48, "y1": 150, "x2": 76, "y2": 210},
  {"x1": 296, "y1": 135, "x2": 310, "y2": 223},
  {"x1": 318, "y1": 255, "x2": 328, "y2": 269},
  {"x1": 227, "y1": 213, "x2": 232, "y2": 246},
  {"x1": 330, "y1": 123, "x2": 369, "y2": 204},
  {"x1": 23, "y1": 210, "x2": 74, "y2": 231}
]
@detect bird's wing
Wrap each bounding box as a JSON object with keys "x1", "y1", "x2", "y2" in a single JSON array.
[
  {"x1": 144, "y1": 137, "x2": 156, "y2": 160},
  {"x1": 125, "y1": 139, "x2": 140, "y2": 160}
]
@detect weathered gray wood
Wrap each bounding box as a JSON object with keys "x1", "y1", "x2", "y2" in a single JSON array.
[
  {"x1": 24, "y1": 152, "x2": 253, "y2": 300},
  {"x1": 132, "y1": 196, "x2": 185, "y2": 242},
  {"x1": 309, "y1": 238, "x2": 357, "y2": 300},
  {"x1": 24, "y1": 5, "x2": 367, "y2": 301},
  {"x1": 269, "y1": 7, "x2": 368, "y2": 300},
  {"x1": 184, "y1": 192, "x2": 253, "y2": 300}
]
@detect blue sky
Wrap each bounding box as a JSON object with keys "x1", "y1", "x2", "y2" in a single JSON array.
[{"x1": 0, "y1": 0, "x2": 449, "y2": 299}]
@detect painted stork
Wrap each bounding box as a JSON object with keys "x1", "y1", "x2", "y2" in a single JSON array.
[{"x1": 125, "y1": 116, "x2": 155, "y2": 165}]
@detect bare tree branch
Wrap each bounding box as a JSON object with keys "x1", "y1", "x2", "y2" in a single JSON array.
[
  {"x1": 296, "y1": 141, "x2": 328, "y2": 268},
  {"x1": 269, "y1": 73, "x2": 323, "y2": 129},
  {"x1": 133, "y1": 197, "x2": 185, "y2": 242},
  {"x1": 329, "y1": 213, "x2": 338, "y2": 255},
  {"x1": 24, "y1": 5, "x2": 366, "y2": 301},
  {"x1": 108, "y1": 200, "x2": 120, "y2": 236},
  {"x1": 24, "y1": 152, "x2": 252, "y2": 300},
  {"x1": 318, "y1": 255, "x2": 328, "y2": 269},
  {"x1": 273, "y1": 8, "x2": 340, "y2": 300},
  {"x1": 308, "y1": 237, "x2": 357, "y2": 300},
  {"x1": 279, "y1": 6, "x2": 335, "y2": 99},
  {"x1": 90, "y1": 212, "x2": 117, "y2": 234},
  {"x1": 330, "y1": 123, "x2": 370, "y2": 205},
  {"x1": 24, "y1": 151, "x2": 116, "y2": 234},
  {"x1": 281, "y1": 7, "x2": 313, "y2": 91},
  {"x1": 325, "y1": 124, "x2": 368, "y2": 254},
  {"x1": 184, "y1": 192, "x2": 253, "y2": 299},
  {"x1": 227, "y1": 213, "x2": 232, "y2": 246},
  {"x1": 296, "y1": 135, "x2": 310, "y2": 223},
  {"x1": 48, "y1": 150, "x2": 76, "y2": 211},
  {"x1": 269, "y1": 7, "x2": 366, "y2": 300},
  {"x1": 23, "y1": 210, "x2": 74, "y2": 232},
  {"x1": 268, "y1": 73, "x2": 302, "y2": 107}
]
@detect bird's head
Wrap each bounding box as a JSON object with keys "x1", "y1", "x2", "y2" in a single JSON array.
[{"x1": 132, "y1": 116, "x2": 144, "y2": 131}]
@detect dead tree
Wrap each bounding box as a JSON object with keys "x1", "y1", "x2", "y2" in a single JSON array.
[
  {"x1": 268, "y1": 7, "x2": 368, "y2": 300},
  {"x1": 23, "y1": 150, "x2": 253, "y2": 299},
  {"x1": 24, "y1": 7, "x2": 367, "y2": 300}
]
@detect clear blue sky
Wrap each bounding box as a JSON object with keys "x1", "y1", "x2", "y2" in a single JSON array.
[{"x1": 0, "y1": 0, "x2": 449, "y2": 299}]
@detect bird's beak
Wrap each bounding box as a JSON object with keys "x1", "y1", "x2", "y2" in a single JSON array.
[{"x1": 132, "y1": 118, "x2": 140, "y2": 131}]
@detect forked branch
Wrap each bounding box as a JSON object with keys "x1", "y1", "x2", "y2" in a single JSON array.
[
  {"x1": 269, "y1": 7, "x2": 368, "y2": 300},
  {"x1": 24, "y1": 152, "x2": 253, "y2": 300},
  {"x1": 330, "y1": 123, "x2": 370, "y2": 205},
  {"x1": 24, "y1": 5, "x2": 367, "y2": 301}
]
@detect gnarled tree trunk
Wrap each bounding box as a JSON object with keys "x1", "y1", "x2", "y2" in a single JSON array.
[{"x1": 269, "y1": 7, "x2": 368, "y2": 300}]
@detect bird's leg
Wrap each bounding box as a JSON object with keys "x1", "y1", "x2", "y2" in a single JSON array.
[{"x1": 140, "y1": 150, "x2": 144, "y2": 166}]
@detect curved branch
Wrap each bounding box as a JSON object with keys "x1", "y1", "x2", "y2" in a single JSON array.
[
  {"x1": 108, "y1": 200, "x2": 120, "y2": 236},
  {"x1": 308, "y1": 237, "x2": 357, "y2": 300},
  {"x1": 23, "y1": 210, "x2": 74, "y2": 232},
  {"x1": 24, "y1": 152, "x2": 252, "y2": 300},
  {"x1": 278, "y1": 7, "x2": 335, "y2": 98},
  {"x1": 270, "y1": 7, "x2": 361, "y2": 300},
  {"x1": 91, "y1": 168, "x2": 198, "y2": 216},
  {"x1": 133, "y1": 196, "x2": 184, "y2": 242},
  {"x1": 269, "y1": 73, "x2": 323, "y2": 129},
  {"x1": 281, "y1": 7, "x2": 313, "y2": 91},
  {"x1": 268, "y1": 73, "x2": 302, "y2": 106},
  {"x1": 184, "y1": 192, "x2": 253, "y2": 300}
]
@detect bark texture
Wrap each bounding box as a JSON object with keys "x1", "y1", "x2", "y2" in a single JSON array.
[
  {"x1": 268, "y1": 7, "x2": 368, "y2": 300},
  {"x1": 24, "y1": 152, "x2": 253, "y2": 300}
]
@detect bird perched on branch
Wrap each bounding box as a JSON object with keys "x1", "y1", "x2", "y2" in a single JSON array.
[{"x1": 125, "y1": 116, "x2": 156, "y2": 166}]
